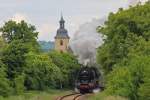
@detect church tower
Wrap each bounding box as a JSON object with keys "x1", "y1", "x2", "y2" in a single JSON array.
[{"x1": 55, "y1": 15, "x2": 70, "y2": 53}]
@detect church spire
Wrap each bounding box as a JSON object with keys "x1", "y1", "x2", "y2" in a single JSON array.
[
  {"x1": 59, "y1": 13, "x2": 65, "y2": 29},
  {"x1": 55, "y1": 14, "x2": 70, "y2": 53},
  {"x1": 61, "y1": 12, "x2": 64, "y2": 20},
  {"x1": 55, "y1": 14, "x2": 69, "y2": 39}
]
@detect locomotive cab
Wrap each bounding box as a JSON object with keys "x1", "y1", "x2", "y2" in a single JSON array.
[{"x1": 75, "y1": 66, "x2": 100, "y2": 93}]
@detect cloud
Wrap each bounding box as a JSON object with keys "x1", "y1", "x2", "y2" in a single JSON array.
[
  {"x1": 38, "y1": 23, "x2": 57, "y2": 41},
  {"x1": 128, "y1": 0, "x2": 139, "y2": 6},
  {"x1": 11, "y1": 13, "x2": 28, "y2": 23},
  {"x1": 0, "y1": 0, "x2": 132, "y2": 41},
  {"x1": 140, "y1": 0, "x2": 148, "y2": 4},
  {"x1": 0, "y1": 13, "x2": 29, "y2": 34},
  {"x1": 128, "y1": 0, "x2": 148, "y2": 6}
]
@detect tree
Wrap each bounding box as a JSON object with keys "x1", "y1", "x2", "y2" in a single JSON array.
[
  {"x1": 138, "y1": 78, "x2": 150, "y2": 100},
  {"x1": 0, "y1": 36, "x2": 6, "y2": 55},
  {"x1": 137, "y1": 56, "x2": 150, "y2": 100},
  {"x1": 105, "y1": 67, "x2": 134, "y2": 99},
  {"x1": 24, "y1": 52, "x2": 62, "y2": 90},
  {"x1": 2, "y1": 40, "x2": 28, "y2": 79},
  {"x1": 48, "y1": 51, "x2": 80, "y2": 88},
  {"x1": 105, "y1": 55, "x2": 150, "y2": 100},
  {"x1": 0, "y1": 20, "x2": 40, "y2": 79},
  {"x1": 13, "y1": 74, "x2": 25, "y2": 95},
  {"x1": 0, "y1": 20, "x2": 39, "y2": 52},
  {"x1": 0, "y1": 20, "x2": 40, "y2": 94},
  {"x1": 0, "y1": 61, "x2": 12, "y2": 97},
  {"x1": 97, "y1": 2, "x2": 150, "y2": 75},
  {"x1": 96, "y1": 2, "x2": 150, "y2": 100}
]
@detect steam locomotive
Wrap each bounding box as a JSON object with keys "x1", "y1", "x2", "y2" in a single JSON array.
[{"x1": 75, "y1": 66, "x2": 101, "y2": 93}]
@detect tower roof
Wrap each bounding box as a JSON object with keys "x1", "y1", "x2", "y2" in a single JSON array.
[
  {"x1": 60, "y1": 14, "x2": 65, "y2": 23},
  {"x1": 55, "y1": 15, "x2": 70, "y2": 39}
]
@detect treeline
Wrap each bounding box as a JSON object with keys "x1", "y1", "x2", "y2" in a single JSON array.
[
  {"x1": 0, "y1": 20, "x2": 80, "y2": 97},
  {"x1": 97, "y1": 1, "x2": 150, "y2": 100}
]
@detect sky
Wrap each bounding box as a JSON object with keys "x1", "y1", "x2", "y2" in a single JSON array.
[{"x1": 0, "y1": 0, "x2": 147, "y2": 41}]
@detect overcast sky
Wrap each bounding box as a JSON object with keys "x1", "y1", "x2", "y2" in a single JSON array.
[{"x1": 0, "y1": 0, "x2": 147, "y2": 41}]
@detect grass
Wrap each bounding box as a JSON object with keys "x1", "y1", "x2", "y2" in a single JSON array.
[
  {"x1": 0, "y1": 89, "x2": 71, "y2": 100},
  {"x1": 88, "y1": 92, "x2": 129, "y2": 100}
]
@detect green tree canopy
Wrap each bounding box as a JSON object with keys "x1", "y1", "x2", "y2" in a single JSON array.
[
  {"x1": 97, "y1": 2, "x2": 150, "y2": 74},
  {"x1": 105, "y1": 55, "x2": 150, "y2": 100},
  {"x1": 0, "y1": 20, "x2": 39, "y2": 51},
  {"x1": 0, "y1": 61, "x2": 12, "y2": 97},
  {"x1": 0, "y1": 20, "x2": 40, "y2": 96},
  {"x1": 48, "y1": 51, "x2": 80, "y2": 88},
  {"x1": 96, "y1": 2, "x2": 150, "y2": 100},
  {"x1": 24, "y1": 52, "x2": 62, "y2": 90},
  {"x1": 0, "y1": 36, "x2": 6, "y2": 55},
  {"x1": 2, "y1": 40, "x2": 28, "y2": 79}
]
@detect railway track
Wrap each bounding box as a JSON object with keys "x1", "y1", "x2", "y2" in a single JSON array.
[{"x1": 57, "y1": 93, "x2": 84, "y2": 100}]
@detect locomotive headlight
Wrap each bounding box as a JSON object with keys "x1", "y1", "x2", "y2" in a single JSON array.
[{"x1": 90, "y1": 80, "x2": 94, "y2": 82}]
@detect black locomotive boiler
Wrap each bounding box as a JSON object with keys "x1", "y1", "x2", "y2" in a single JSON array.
[{"x1": 75, "y1": 66, "x2": 100, "y2": 93}]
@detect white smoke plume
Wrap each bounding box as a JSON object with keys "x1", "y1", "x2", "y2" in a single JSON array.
[{"x1": 70, "y1": 18, "x2": 105, "y2": 65}]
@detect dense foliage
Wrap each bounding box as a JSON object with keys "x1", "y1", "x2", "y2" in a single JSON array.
[
  {"x1": 97, "y1": 2, "x2": 150, "y2": 100},
  {"x1": 48, "y1": 51, "x2": 80, "y2": 88},
  {"x1": 0, "y1": 61, "x2": 11, "y2": 97},
  {"x1": 24, "y1": 52, "x2": 62, "y2": 90},
  {"x1": 0, "y1": 20, "x2": 80, "y2": 97}
]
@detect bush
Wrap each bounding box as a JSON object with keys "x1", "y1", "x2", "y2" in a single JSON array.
[
  {"x1": 138, "y1": 79, "x2": 150, "y2": 100},
  {"x1": 137, "y1": 57, "x2": 150, "y2": 100},
  {"x1": 104, "y1": 55, "x2": 150, "y2": 100},
  {"x1": 24, "y1": 52, "x2": 62, "y2": 90},
  {"x1": 105, "y1": 67, "x2": 134, "y2": 98},
  {"x1": 13, "y1": 74, "x2": 25, "y2": 94},
  {"x1": 0, "y1": 61, "x2": 12, "y2": 97}
]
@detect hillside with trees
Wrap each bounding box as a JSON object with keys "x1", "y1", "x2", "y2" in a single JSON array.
[
  {"x1": 95, "y1": 1, "x2": 150, "y2": 100},
  {"x1": 38, "y1": 41, "x2": 54, "y2": 52}
]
